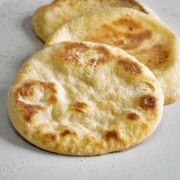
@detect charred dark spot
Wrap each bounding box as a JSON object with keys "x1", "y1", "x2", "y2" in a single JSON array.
[
  {"x1": 105, "y1": 130, "x2": 119, "y2": 141},
  {"x1": 140, "y1": 95, "x2": 156, "y2": 110}
]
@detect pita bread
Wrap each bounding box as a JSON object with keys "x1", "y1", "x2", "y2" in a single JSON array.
[
  {"x1": 46, "y1": 8, "x2": 180, "y2": 104},
  {"x1": 8, "y1": 41, "x2": 163, "y2": 156},
  {"x1": 32, "y1": 0, "x2": 157, "y2": 42}
]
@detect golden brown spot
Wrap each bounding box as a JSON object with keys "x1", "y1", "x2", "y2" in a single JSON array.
[
  {"x1": 105, "y1": 130, "x2": 120, "y2": 141},
  {"x1": 15, "y1": 82, "x2": 34, "y2": 98},
  {"x1": 70, "y1": 102, "x2": 88, "y2": 112},
  {"x1": 75, "y1": 102, "x2": 87, "y2": 110},
  {"x1": 140, "y1": 95, "x2": 156, "y2": 110},
  {"x1": 58, "y1": 42, "x2": 111, "y2": 66},
  {"x1": 124, "y1": 31, "x2": 152, "y2": 49},
  {"x1": 44, "y1": 133, "x2": 57, "y2": 141},
  {"x1": 60, "y1": 130, "x2": 77, "y2": 137},
  {"x1": 105, "y1": 130, "x2": 126, "y2": 146},
  {"x1": 48, "y1": 95, "x2": 57, "y2": 104},
  {"x1": 15, "y1": 81, "x2": 57, "y2": 101},
  {"x1": 15, "y1": 81, "x2": 58, "y2": 122},
  {"x1": 85, "y1": 20, "x2": 151, "y2": 50},
  {"x1": 118, "y1": 59, "x2": 142, "y2": 74},
  {"x1": 90, "y1": 45, "x2": 111, "y2": 65},
  {"x1": 127, "y1": 113, "x2": 139, "y2": 121},
  {"x1": 65, "y1": 42, "x2": 89, "y2": 53},
  {"x1": 58, "y1": 42, "x2": 89, "y2": 65},
  {"x1": 134, "y1": 44, "x2": 169, "y2": 69},
  {"x1": 19, "y1": 103, "x2": 45, "y2": 123},
  {"x1": 112, "y1": 18, "x2": 142, "y2": 29},
  {"x1": 101, "y1": 24, "x2": 119, "y2": 37}
]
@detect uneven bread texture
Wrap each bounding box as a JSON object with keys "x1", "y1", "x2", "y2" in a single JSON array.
[
  {"x1": 47, "y1": 8, "x2": 180, "y2": 104},
  {"x1": 8, "y1": 42, "x2": 163, "y2": 156},
  {"x1": 32, "y1": 0, "x2": 157, "y2": 41}
]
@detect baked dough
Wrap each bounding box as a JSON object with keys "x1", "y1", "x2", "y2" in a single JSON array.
[
  {"x1": 46, "y1": 8, "x2": 180, "y2": 104},
  {"x1": 8, "y1": 41, "x2": 163, "y2": 156},
  {"x1": 32, "y1": 0, "x2": 157, "y2": 41}
]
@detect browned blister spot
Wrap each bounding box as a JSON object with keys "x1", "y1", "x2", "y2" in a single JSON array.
[
  {"x1": 19, "y1": 103, "x2": 45, "y2": 123},
  {"x1": 105, "y1": 130, "x2": 120, "y2": 141},
  {"x1": 65, "y1": 42, "x2": 89, "y2": 53},
  {"x1": 58, "y1": 42, "x2": 112, "y2": 66},
  {"x1": 85, "y1": 19, "x2": 151, "y2": 50},
  {"x1": 16, "y1": 82, "x2": 34, "y2": 98},
  {"x1": 44, "y1": 133, "x2": 57, "y2": 141},
  {"x1": 58, "y1": 42, "x2": 89, "y2": 65},
  {"x1": 140, "y1": 95, "x2": 156, "y2": 110},
  {"x1": 15, "y1": 81, "x2": 57, "y2": 101},
  {"x1": 118, "y1": 59, "x2": 142, "y2": 74},
  {"x1": 60, "y1": 130, "x2": 77, "y2": 137},
  {"x1": 48, "y1": 95, "x2": 57, "y2": 104},
  {"x1": 134, "y1": 44, "x2": 170, "y2": 69},
  {"x1": 70, "y1": 102, "x2": 88, "y2": 112},
  {"x1": 112, "y1": 18, "x2": 142, "y2": 29},
  {"x1": 90, "y1": 45, "x2": 112, "y2": 65},
  {"x1": 127, "y1": 113, "x2": 139, "y2": 121},
  {"x1": 45, "y1": 82, "x2": 57, "y2": 94},
  {"x1": 124, "y1": 31, "x2": 152, "y2": 49},
  {"x1": 105, "y1": 130, "x2": 126, "y2": 146},
  {"x1": 15, "y1": 80, "x2": 58, "y2": 122}
]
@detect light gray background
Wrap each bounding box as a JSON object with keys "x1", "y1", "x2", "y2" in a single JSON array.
[{"x1": 0, "y1": 0, "x2": 180, "y2": 179}]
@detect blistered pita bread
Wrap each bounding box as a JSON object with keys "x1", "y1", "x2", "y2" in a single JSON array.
[
  {"x1": 47, "y1": 8, "x2": 180, "y2": 104},
  {"x1": 8, "y1": 41, "x2": 163, "y2": 156},
  {"x1": 32, "y1": 0, "x2": 157, "y2": 42}
]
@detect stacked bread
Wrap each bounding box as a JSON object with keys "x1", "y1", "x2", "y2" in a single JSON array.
[{"x1": 8, "y1": 0, "x2": 180, "y2": 156}]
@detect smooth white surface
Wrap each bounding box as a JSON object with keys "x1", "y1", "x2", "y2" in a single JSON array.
[{"x1": 0, "y1": 0, "x2": 180, "y2": 179}]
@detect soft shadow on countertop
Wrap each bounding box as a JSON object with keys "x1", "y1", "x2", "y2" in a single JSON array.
[
  {"x1": 22, "y1": 16, "x2": 43, "y2": 50},
  {"x1": 0, "y1": 17, "x2": 52, "y2": 156}
]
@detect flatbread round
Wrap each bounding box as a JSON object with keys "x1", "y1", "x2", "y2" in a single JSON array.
[
  {"x1": 8, "y1": 41, "x2": 163, "y2": 156},
  {"x1": 46, "y1": 8, "x2": 180, "y2": 104},
  {"x1": 32, "y1": 0, "x2": 157, "y2": 42}
]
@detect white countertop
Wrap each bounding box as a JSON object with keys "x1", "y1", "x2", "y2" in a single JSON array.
[{"x1": 0, "y1": 0, "x2": 180, "y2": 179}]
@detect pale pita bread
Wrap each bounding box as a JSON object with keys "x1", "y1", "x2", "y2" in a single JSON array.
[
  {"x1": 32, "y1": 0, "x2": 157, "y2": 42},
  {"x1": 8, "y1": 41, "x2": 163, "y2": 156},
  {"x1": 46, "y1": 8, "x2": 180, "y2": 104}
]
